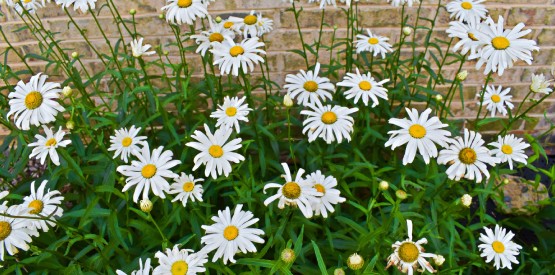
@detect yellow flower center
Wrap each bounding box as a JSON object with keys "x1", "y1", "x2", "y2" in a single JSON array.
[
  {"x1": 223, "y1": 225, "x2": 239, "y2": 240},
  {"x1": 358, "y1": 80, "x2": 372, "y2": 91},
  {"x1": 225, "y1": 107, "x2": 237, "y2": 117},
  {"x1": 459, "y1": 148, "x2": 477, "y2": 164},
  {"x1": 314, "y1": 184, "x2": 326, "y2": 194},
  {"x1": 45, "y1": 138, "x2": 57, "y2": 147},
  {"x1": 303, "y1": 80, "x2": 319, "y2": 92},
  {"x1": 209, "y1": 32, "x2": 224, "y2": 43},
  {"x1": 141, "y1": 164, "x2": 157, "y2": 179},
  {"x1": 0, "y1": 221, "x2": 11, "y2": 241},
  {"x1": 224, "y1": 22, "x2": 234, "y2": 29},
  {"x1": 28, "y1": 199, "x2": 44, "y2": 214},
  {"x1": 398, "y1": 242, "x2": 420, "y2": 263},
  {"x1": 177, "y1": 0, "x2": 192, "y2": 8},
  {"x1": 182, "y1": 182, "x2": 195, "y2": 192},
  {"x1": 244, "y1": 15, "x2": 258, "y2": 25},
  {"x1": 501, "y1": 144, "x2": 513, "y2": 155},
  {"x1": 170, "y1": 260, "x2": 189, "y2": 275},
  {"x1": 492, "y1": 241, "x2": 505, "y2": 253},
  {"x1": 229, "y1": 45, "x2": 245, "y2": 57},
  {"x1": 23, "y1": 0, "x2": 32, "y2": 3},
  {"x1": 491, "y1": 36, "x2": 510, "y2": 50},
  {"x1": 368, "y1": 37, "x2": 379, "y2": 45},
  {"x1": 321, "y1": 111, "x2": 338, "y2": 125},
  {"x1": 491, "y1": 94, "x2": 501, "y2": 103},
  {"x1": 408, "y1": 124, "x2": 426, "y2": 139},
  {"x1": 121, "y1": 137, "x2": 132, "y2": 147},
  {"x1": 209, "y1": 145, "x2": 224, "y2": 158},
  {"x1": 25, "y1": 91, "x2": 43, "y2": 110},
  {"x1": 467, "y1": 32, "x2": 478, "y2": 41},
  {"x1": 282, "y1": 182, "x2": 301, "y2": 199},
  {"x1": 461, "y1": 1, "x2": 473, "y2": 9}
]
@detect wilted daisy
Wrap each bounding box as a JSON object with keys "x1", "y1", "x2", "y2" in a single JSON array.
[
  {"x1": 489, "y1": 134, "x2": 530, "y2": 170},
  {"x1": 7, "y1": 73, "x2": 64, "y2": 130},
  {"x1": 305, "y1": 170, "x2": 345, "y2": 218},
  {"x1": 55, "y1": 0, "x2": 97, "y2": 13},
  {"x1": 22, "y1": 180, "x2": 64, "y2": 232},
  {"x1": 168, "y1": 173, "x2": 204, "y2": 207},
  {"x1": 309, "y1": 0, "x2": 337, "y2": 9},
  {"x1": 28, "y1": 126, "x2": 72, "y2": 166},
  {"x1": 470, "y1": 16, "x2": 539, "y2": 76},
  {"x1": 210, "y1": 96, "x2": 252, "y2": 133},
  {"x1": 201, "y1": 204, "x2": 265, "y2": 264},
  {"x1": 161, "y1": 0, "x2": 208, "y2": 25},
  {"x1": 385, "y1": 108, "x2": 452, "y2": 165},
  {"x1": 446, "y1": 21, "x2": 485, "y2": 55},
  {"x1": 263, "y1": 163, "x2": 322, "y2": 218},
  {"x1": 108, "y1": 126, "x2": 147, "y2": 163},
  {"x1": 229, "y1": 10, "x2": 273, "y2": 37},
  {"x1": 153, "y1": 245, "x2": 207, "y2": 274},
  {"x1": 530, "y1": 73, "x2": 553, "y2": 94},
  {"x1": 211, "y1": 37, "x2": 266, "y2": 76},
  {"x1": 478, "y1": 224, "x2": 522, "y2": 270},
  {"x1": 386, "y1": 220, "x2": 437, "y2": 275},
  {"x1": 186, "y1": 124, "x2": 245, "y2": 179},
  {"x1": 301, "y1": 101, "x2": 359, "y2": 144},
  {"x1": 284, "y1": 62, "x2": 335, "y2": 106},
  {"x1": 6, "y1": 0, "x2": 44, "y2": 14},
  {"x1": 480, "y1": 85, "x2": 514, "y2": 117},
  {"x1": 388, "y1": 0, "x2": 418, "y2": 7},
  {"x1": 130, "y1": 38, "x2": 155, "y2": 58},
  {"x1": 446, "y1": 0, "x2": 488, "y2": 26},
  {"x1": 355, "y1": 29, "x2": 393, "y2": 58},
  {"x1": 116, "y1": 258, "x2": 152, "y2": 275},
  {"x1": 190, "y1": 18, "x2": 236, "y2": 56},
  {"x1": 117, "y1": 144, "x2": 181, "y2": 203},
  {"x1": 437, "y1": 128, "x2": 500, "y2": 183},
  {"x1": 337, "y1": 67, "x2": 389, "y2": 107},
  {"x1": 0, "y1": 205, "x2": 39, "y2": 261}
]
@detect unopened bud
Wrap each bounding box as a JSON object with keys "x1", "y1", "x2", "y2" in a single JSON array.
[
  {"x1": 163, "y1": 50, "x2": 169, "y2": 55},
  {"x1": 456, "y1": 70, "x2": 468, "y2": 81},
  {"x1": 215, "y1": 16, "x2": 222, "y2": 23},
  {"x1": 433, "y1": 255, "x2": 445, "y2": 266},
  {"x1": 66, "y1": 120, "x2": 75, "y2": 130},
  {"x1": 551, "y1": 62, "x2": 555, "y2": 77},
  {"x1": 347, "y1": 253, "x2": 364, "y2": 270},
  {"x1": 533, "y1": 246, "x2": 538, "y2": 252},
  {"x1": 402, "y1": 26, "x2": 412, "y2": 36},
  {"x1": 378, "y1": 180, "x2": 389, "y2": 191},
  {"x1": 333, "y1": 268, "x2": 346, "y2": 275},
  {"x1": 461, "y1": 194, "x2": 472, "y2": 207},
  {"x1": 435, "y1": 94, "x2": 443, "y2": 101},
  {"x1": 502, "y1": 178, "x2": 509, "y2": 185},
  {"x1": 333, "y1": 24, "x2": 338, "y2": 30},
  {"x1": 395, "y1": 190, "x2": 407, "y2": 200},
  {"x1": 129, "y1": 9, "x2": 136, "y2": 15},
  {"x1": 159, "y1": 13, "x2": 165, "y2": 19},
  {"x1": 140, "y1": 199, "x2": 153, "y2": 213},
  {"x1": 62, "y1": 86, "x2": 73, "y2": 97},
  {"x1": 71, "y1": 52, "x2": 79, "y2": 59},
  {"x1": 280, "y1": 248, "x2": 296, "y2": 263},
  {"x1": 283, "y1": 93, "x2": 294, "y2": 107}
]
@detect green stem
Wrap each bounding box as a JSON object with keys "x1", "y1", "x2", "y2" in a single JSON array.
[{"x1": 474, "y1": 72, "x2": 494, "y2": 130}]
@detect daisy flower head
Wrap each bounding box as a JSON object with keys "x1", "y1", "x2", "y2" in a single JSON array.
[
  {"x1": 446, "y1": 0, "x2": 488, "y2": 26},
  {"x1": 480, "y1": 85, "x2": 513, "y2": 117},
  {"x1": 22, "y1": 180, "x2": 64, "y2": 232},
  {"x1": 186, "y1": 124, "x2": 245, "y2": 179},
  {"x1": 130, "y1": 38, "x2": 156, "y2": 58},
  {"x1": 388, "y1": 0, "x2": 419, "y2": 7},
  {"x1": 437, "y1": 128, "x2": 500, "y2": 182},
  {"x1": 116, "y1": 143, "x2": 181, "y2": 203},
  {"x1": 229, "y1": 10, "x2": 274, "y2": 37},
  {"x1": 469, "y1": 16, "x2": 539, "y2": 76},
  {"x1": 201, "y1": 204, "x2": 265, "y2": 264},
  {"x1": 337, "y1": 67, "x2": 389, "y2": 107},
  {"x1": 446, "y1": 21, "x2": 486, "y2": 55},
  {"x1": 0, "y1": 204, "x2": 39, "y2": 261},
  {"x1": 168, "y1": 173, "x2": 204, "y2": 207},
  {"x1": 190, "y1": 18, "x2": 236, "y2": 57},
  {"x1": 309, "y1": 0, "x2": 337, "y2": 9},
  {"x1": 478, "y1": 224, "x2": 522, "y2": 270},
  {"x1": 355, "y1": 29, "x2": 393, "y2": 58},
  {"x1": 108, "y1": 126, "x2": 147, "y2": 163},
  {"x1": 28, "y1": 126, "x2": 71, "y2": 166},
  {"x1": 284, "y1": 62, "x2": 335, "y2": 106},
  {"x1": 6, "y1": 0, "x2": 44, "y2": 14},
  {"x1": 386, "y1": 220, "x2": 437, "y2": 274},
  {"x1": 220, "y1": 17, "x2": 241, "y2": 34},
  {"x1": 263, "y1": 163, "x2": 322, "y2": 218},
  {"x1": 300, "y1": 101, "x2": 358, "y2": 144},
  {"x1": 384, "y1": 108, "x2": 452, "y2": 165},
  {"x1": 55, "y1": 0, "x2": 97, "y2": 13},
  {"x1": 153, "y1": 245, "x2": 207, "y2": 274},
  {"x1": 161, "y1": 0, "x2": 208, "y2": 25},
  {"x1": 489, "y1": 134, "x2": 530, "y2": 170},
  {"x1": 305, "y1": 170, "x2": 345, "y2": 218},
  {"x1": 210, "y1": 96, "x2": 252, "y2": 133},
  {"x1": 116, "y1": 258, "x2": 152, "y2": 275},
  {"x1": 211, "y1": 36, "x2": 266, "y2": 76},
  {"x1": 7, "y1": 73, "x2": 65, "y2": 131},
  {"x1": 530, "y1": 73, "x2": 553, "y2": 94}
]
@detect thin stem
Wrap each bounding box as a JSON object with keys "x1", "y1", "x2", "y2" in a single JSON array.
[
  {"x1": 474, "y1": 72, "x2": 494, "y2": 130},
  {"x1": 292, "y1": 2, "x2": 310, "y2": 69}
]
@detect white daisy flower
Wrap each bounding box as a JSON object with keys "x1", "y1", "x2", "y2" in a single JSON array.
[
  {"x1": 6, "y1": 0, "x2": 44, "y2": 14},
  {"x1": 229, "y1": 10, "x2": 273, "y2": 38},
  {"x1": 168, "y1": 173, "x2": 204, "y2": 207},
  {"x1": 446, "y1": 21, "x2": 486, "y2": 55},
  {"x1": 304, "y1": 170, "x2": 345, "y2": 218},
  {"x1": 153, "y1": 245, "x2": 207, "y2": 274},
  {"x1": 201, "y1": 204, "x2": 265, "y2": 264},
  {"x1": 28, "y1": 126, "x2": 71, "y2": 166},
  {"x1": 446, "y1": 0, "x2": 488, "y2": 26},
  {"x1": 284, "y1": 62, "x2": 335, "y2": 107},
  {"x1": 340, "y1": 0, "x2": 359, "y2": 7},
  {"x1": 0, "y1": 204, "x2": 39, "y2": 261},
  {"x1": 478, "y1": 224, "x2": 522, "y2": 270},
  {"x1": 386, "y1": 220, "x2": 437, "y2": 275},
  {"x1": 263, "y1": 162, "x2": 322, "y2": 218},
  {"x1": 211, "y1": 37, "x2": 266, "y2": 77},
  {"x1": 221, "y1": 17, "x2": 241, "y2": 34},
  {"x1": 530, "y1": 74, "x2": 553, "y2": 94},
  {"x1": 210, "y1": 96, "x2": 252, "y2": 133},
  {"x1": 388, "y1": 0, "x2": 419, "y2": 7},
  {"x1": 55, "y1": 0, "x2": 97, "y2": 13},
  {"x1": 22, "y1": 180, "x2": 64, "y2": 232},
  {"x1": 7, "y1": 73, "x2": 64, "y2": 131},
  {"x1": 186, "y1": 124, "x2": 245, "y2": 179},
  {"x1": 480, "y1": 85, "x2": 514, "y2": 117},
  {"x1": 309, "y1": 0, "x2": 337, "y2": 9},
  {"x1": 355, "y1": 29, "x2": 393, "y2": 58},
  {"x1": 337, "y1": 67, "x2": 389, "y2": 107},
  {"x1": 437, "y1": 128, "x2": 500, "y2": 183},
  {"x1": 470, "y1": 16, "x2": 539, "y2": 76},
  {"x1": 116, "y1": 143, "x2": 181, "y2": 203},
  {"x1": 190, "y1": 19, "x2": 236, "y2": 57},
  {"x1": 161, "y1": 0, "x2": 208, "y2": 26},
  {"x1": 130, "y1": 38, "x2": 155, "y2": 58},
  {"x1": 489, "y1": 134, "x2": 530, "y2": 170},
  {"x1": 300, "y1": 101, "x2": 359, "y2": 144},
  {"x1": 116, "y1": 258, "x2": 152, "y2": 275},
  {"x1": 108, "y1": 126, "x2": 147, "y2": 163},
  {"x1": 384, "y1": 108, "x2": 452, "y2": 165}
]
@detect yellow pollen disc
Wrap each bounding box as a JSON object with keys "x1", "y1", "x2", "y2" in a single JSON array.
[
  {"x1": 226, "y1": 107, "x2": 237, "y2": 117},
  {"x1": 229, "y1": 45, "x2": 245, "y2": 57},
  {"x1": 209, "y1": 32, "x2": 224, "y2": 43},
  {"x1": 141, "y1": 164, "x2": 157, "y2": 179},
  {"x1": 461, "y1": 1, "x2": 473, "y2": 9},
  {"x1": 501, "y1": 144, "x2": 513, "y2": 155},
  {"x1": 492, "y1": 241, "x2": 505, "y2": 253},
  {"x1": 28, "y1": 199, "x2": 44, "y2": 214},
  {"x1": 321, "y1": 111, "x2": 338, "y2": 125},
  {"x1": 491, "y1": 94, "x2": 501, "y2": 103},
  {"x1": 45, "y1": 138, "x2": 57, "y2": 147},
  {"x1": 303, "y1": 80, "x2": 319, "y2": 92},
  {"x1": 244, "y1": 15, "x2": 258, "y2": 25},
  {"x1": 314, "y1": 184, "x2": 326, "y2": 194},
  {"x1": 170, "y1": 260, "x2": 189, "y2": 275},
  {"x1": 182, "y1": 182, "x2": 195, "y2": 192},
  {"x1": 282, "y1": 182, "x2": 301, "y2": 199},
  {"x1": 24, "y1": 0, "x2": 32, "y2": 3},
  {"x1": 177, "y1": 0, "x2": 193, "y2": 8},
  {"x1": 408, "y1": 124, "x2": 426, "y2": 139},
  {"x1": 358, "y1": 80, "x2": 372, "y2": 91},
  {"x1": 368, "y1": 37, "x2": 379, "y2": 45},
  {"x1": 398, "y1": 242, "x2": 420, "y2": 263},
  {"x1": 0, "y1": 221, "x2": 11, "y2": 241},
  {"x1": 121, "y1": 137, "x2": 132, "y2": 147},
  {"x1": 491, "y1": 36, "x2": 510, "y2": 50},
  {"x1": 24, "y1": 91, "x2": 43, "y2": 110},
  {"x1": 459, "y1": 148, "x2": 477, "y2": 164},
  {"x1": 209, "y1": 145, "x2": 224, "y2": 158},
  {"x1": 467, "y1": 32, "x2": 478, "y2": 41},
  {"x1": 223, "y1": 225, "x2": 239, "y2": 240},
  {"x1": 224, "y1": 22, "x2": 234, "y2": 29}
]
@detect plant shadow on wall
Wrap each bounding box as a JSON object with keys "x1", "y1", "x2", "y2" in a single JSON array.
[{"x1": 0, "y1": 0, "x2": 554, "y2": 274}]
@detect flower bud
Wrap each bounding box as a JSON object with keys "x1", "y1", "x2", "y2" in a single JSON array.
[
  {"x1": 402, "y1": 26, "x2": 412, "y2": 36},
  {"x1": 333, "y1": 268, "x2": 346, "y2": 275},
  {"x1": 433, "y1": 255, "x2": 445, "y2": 266},
  {"x1": 456, "y1": 70, "x2": 468, "y2": 81},
  {"x1": 62, "y1": 86, "x2": 73, "y2": 97},
  {"x1": 461, "y1": 194, "x2": 472, "y2": 207},
  {"x1": 378, "y1": 180, "x2": 389, "y2": 191},
  {"x1": 395, "y1": 190, "x2": 407, "y2": 200},
  {"x1": 140, "y1": 199, "x2": 153, "y2": 213},
  {"x1": 163, "y1": 50, "x2": 169, "y2": 56},
  {"x1": 280, "y1": 248, "x2": 296, "y2": 264},
  {"x1": 71, "y1": 52, "x2": 79, "y2": 59},
  {"x1": 533, "y1": 246, "x2": 538, "y2": 252},
  {"x1": 434, "y1": 94, "x2": 443, "y2": 102},
  {"x1": 347, "y1": 253, "x2": 364, "y2": 270},
  {"x1": 502, "y1": 178, "x2": 509, "y2": 185},
  {"x1": 129, "y1": 9, "x2": 136, "y2": 15},
  {"x1": 66, "y1": 120, "x2": 75, "y2": 130},
  {"x1": 283, "y1": 93, "x2": 294, "y2": 107},
  {"x1": 159, "y1": 13, "x2": 165, "y2": 19},
  {"x1": 215, "y1": 16, "x2": 222, "y2": 23},
  {"x1": 551, "y1": 62, "x2": 555, "y2": 77}
]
